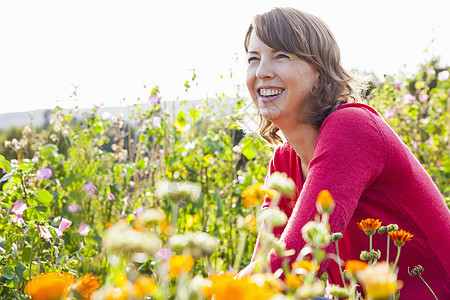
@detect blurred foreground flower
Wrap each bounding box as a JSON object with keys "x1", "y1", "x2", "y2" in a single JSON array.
[
  {"x1": 345, "y1": 259, "x2": 368, "y2": 276},
  {"x1": 134, "y1": 208, "x2": 166, "y2": 229},
  {"x1": 25, "y1": 271, "x2": 76, "y2": 300},
  {"x1": 316, "y1": 190, "x2": 334, "y2": 214},
  {"x1": 104, "y1": 220, "x2": 161, "y2": 256},
  {"x1": 203, "y1": 273, "x2": 274, "y2": 300},
  {"x1": 168, "y1": 231, "x2": 218, "y2": 259},
  {"x1": 169, "y1": 254, "x2": 195, "y2": 278},
  {"x1": 257, "y1": 208, "x2": 287, "y2": 227},
  {"x1": 155, "y1": 180, "x2": 201, "y2": 204},
  {"x1": 68, "y1": 273, "x2": 100, "y2": 300},
  {"x1": 266, "y1": 172, "x2": 296, "y2": 198},
  {"x1": 357, "y1": 261, "x2": 402, "y2": 300},
  {"x1": 241, "y1": 183, "x2": 278, "y2": 208}
]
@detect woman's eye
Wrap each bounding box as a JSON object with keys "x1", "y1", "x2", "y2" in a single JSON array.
[
  {"x1": 275, "y1": 54, "x2": 290, "y2": 59},
  {"x1": 247, "y1": 57, "x2": 258, "y2": 63}
]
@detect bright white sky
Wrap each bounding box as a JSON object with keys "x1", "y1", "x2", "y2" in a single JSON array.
[{"x1": 1, "y1": 0, "x2": 449, "y2": 114}]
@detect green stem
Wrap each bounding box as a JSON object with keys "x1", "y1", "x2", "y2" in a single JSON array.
[
  {"x1": 369, "y1": 234, "x2": 373, "y2": 251},
  {"x1": 28, "y1": 228, "x2": 37, "y2": 281},
  {"x1": 419, "y1": 275, "x2": 438, "y2": 300},
  {"x1": 335, "y1": 240, "x2": 347, "y2": 290},
  {"x1": 386, "y1": 235, "x2": 390, "y2": 264},
  {"x1": 233, "y1": 232, "x2": 248, "y2": 271},
  {"x1": 392, "y1": 246, "x2": 401, "y2": 271}
]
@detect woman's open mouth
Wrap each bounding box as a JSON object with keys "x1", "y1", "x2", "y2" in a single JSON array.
[{"x1": 258, "y1": 88, "x2": 284, "y2": 102}]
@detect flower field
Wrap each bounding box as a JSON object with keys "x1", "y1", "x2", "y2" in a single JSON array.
[{"x1": 0, "y1": 63, "x2": 449, "y2": 299}]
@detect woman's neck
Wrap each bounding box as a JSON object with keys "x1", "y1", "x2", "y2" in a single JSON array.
[{"x1": 282, "y1": 123, "x2": 319, "y2": 168}]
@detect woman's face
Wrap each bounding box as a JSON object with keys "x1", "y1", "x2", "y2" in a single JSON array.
[{"x1": 246, "y1": 31, "x2": 319, "y2": 127}]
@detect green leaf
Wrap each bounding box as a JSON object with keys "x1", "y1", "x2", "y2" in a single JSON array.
[
  {"x1": 137, "y1": 158, "x2": 146, "y2": 170},
  {"x1": 0, "y1": 170, "x2": 15, "y2": 183},
  {"x1": 176, "y1": 110, "x2": 187, "y2": 128},
  {"x1": 242, "y1": 136, "x2": 257, "y2": 160},
  {"x1": 37, "y1": 189, "x2": 52, "y2": 206},
  {"x1": 190, "y1": 109, "x2": 201, "y2": 123},
  {"x1": 0, "y1": 155, "x2": 11, "y2": 172},
  {"x1": 2, "y1": 267, "x2": 15, "y2": 280}
]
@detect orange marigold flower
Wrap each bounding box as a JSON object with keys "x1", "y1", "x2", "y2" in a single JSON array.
[
  {"x1": 357, "y1": 218, "x2": 382, "y2": 235},
  {"x1": 25, "y1": 271, "x2": 76, "y2": 300},
  {"x1": 388, "y1": 229, "x2": 413, "y2": 246},
  {"x1": 316, "y1": 190, "x2": 335, "y2": 213},
  {"x1": 345, "y1": 260, "x2": 368, "y2": 275},
  {"x1": 291, "y1": 260, "x2": 320, "y2": 274},
  {"x1": 241, "y1": 183, "x2": 278, "y2": 208},
  {"x1": 69, "y1": 273, "x2": 100, "y2": 300},
  {"x1": 133, "y1": 275, "x2": 157, "y2": 298},
  {"x1": 169, "y1": 254, "x2": 194, "y2": 278},
  {"x1": 203, "y1": 273, "x2": 272, "y2": 300}
]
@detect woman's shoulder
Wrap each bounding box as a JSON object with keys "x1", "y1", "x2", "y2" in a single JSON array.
[{"x1": 320, "y1": 103, "x2": 384, "y2": 133}]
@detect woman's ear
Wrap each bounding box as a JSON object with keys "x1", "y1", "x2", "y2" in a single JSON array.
[{"x1": 314, "y1": 74, "x2": 320, "y2": 89}]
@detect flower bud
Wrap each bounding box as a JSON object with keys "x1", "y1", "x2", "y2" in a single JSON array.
[
  {"x1": 301, "y1": 221, "x2": 330, "y2": 248},
  {"x1": 266, "y1": 172, "x2": 296, "y2": 199},
  {"x1": 377, "y1": 226, "x2": 387, "y2": 234},
  {"x1": 386, "y1": 224, "x2": 399, "y2": 232},
  {"x1": 331, "y1": 232, "x2": 343, "y2": 242},
  {"x1": 257, "y1": 208, "x2": 287, "y2": 227},
  {"x1": 408, "y1": 265, "x2": 424, "y2": 277}
]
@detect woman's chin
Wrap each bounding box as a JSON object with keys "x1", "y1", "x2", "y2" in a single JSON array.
[{"x1": 259, "y1": 107, "x2": 283, "y2": 122}]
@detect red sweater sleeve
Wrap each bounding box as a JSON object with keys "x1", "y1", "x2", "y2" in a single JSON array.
[{"x1": 268, "y1": 105, "x2": 388, "y2": 272}]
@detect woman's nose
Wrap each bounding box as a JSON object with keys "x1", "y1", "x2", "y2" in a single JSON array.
[{"x1": 256, "y1": 60, "x2": 274, "y2": 79}]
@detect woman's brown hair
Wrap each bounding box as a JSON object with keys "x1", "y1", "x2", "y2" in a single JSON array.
[{"x1": 244, "y1": 7, "x2": 365, "y2": 144}]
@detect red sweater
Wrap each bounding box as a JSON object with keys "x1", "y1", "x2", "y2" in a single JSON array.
[{"x1": 253, "y1": 103, "x2": 450, "y2": 298}]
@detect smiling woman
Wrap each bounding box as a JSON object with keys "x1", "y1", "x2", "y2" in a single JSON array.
[{"x1": 237, "y1": 7, "x2": 450, "y2": 299}]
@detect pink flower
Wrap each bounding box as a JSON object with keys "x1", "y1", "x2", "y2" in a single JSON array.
[
  {"x1": 36, "y1": 168, "x2": 52, "y2": 180},
  {"x1": 384, "y1": 107, "x2": 398, "y2": 119},
  {"x1": 148, "y1": 96, "x2": 160, "y2": 106},
  {"x1": 155, "y1": 248, "x2": 174, "y2": 261},
  {"x1": 134, "y1": 206, "x2": 144, "y2": 215},
  {"x1": 68, "y1": 204, "x2": 80, "y2": 213},
  {"x1": 11, "y1": 200, "x2": 27, "y2": 226},
  {"x1": 53, "y1": 218, "x2": 72, "y2": 237},
  {"x1": 393, "y1": 78, "x2": 402, "y2": 91},
  {"x1": 437, "y1": 70, "x2": 449, "y2": 81},
  {"x1": 107, "y1": 193, "x2": 115, "y2": 201},
  {"x1": 32, "y1": 155, "x2": 39, "y2": 163},
  {"x1": 12, "y1": 199, "x2": 27, "y2": 217},
  {"x1": 418, "y1": 93, "x2": 429, "y2": 103},
  {"x1": 402, "y1": 93, "x2": 416, "y2": 104},
  {"x1": 78, "y1": 222, "x2": 90, "y2": 237},
  {"x1": 39, "y1": 225, "x2": 52, "y2": 241},
  {"x1": 101, "y1": 111, "x2": 112, "y2": 121},
  {"x1": 83, "y1": 181, "x2": 97, "y2": 195},
  {"x1": 93, "y1": 102, "x2": 104, "y2": 109}
]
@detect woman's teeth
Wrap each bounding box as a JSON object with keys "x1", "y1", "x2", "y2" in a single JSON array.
[{"x1": 259, "y1": 89, "x2": 283, "y2": 97}]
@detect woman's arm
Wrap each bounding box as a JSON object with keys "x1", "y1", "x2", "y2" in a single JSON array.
[{"x1": 267, "y1": 106, "x2": 388, "y2": 273}]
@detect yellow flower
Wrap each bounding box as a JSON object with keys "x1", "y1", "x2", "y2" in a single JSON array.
[
  {"x1": 169, "y1": 254, "x2": 195, "y2": 278},
  {"x1": 345, "y1": 260, "x2": 368, "y2": 276},
  {"x1": 388, "y1": 229, "x2": 413, "y2": 247},
  {"x1": 69, "y1": 273, "x2": 100, "y2": 300},
  {"x1": 285, "y1": 274, "x2": 303, "y2": 290},
  {"x1": 25, "y1": 271, "x2": 76, "y2": 300},
  {"x1": 357, "y1": 262, "x2": 402, "y2": 300},
  {"x1": 203, "y1": 273, "x2": 272, "y2": 300},
  {"x1": 133, "y1": 275, "x2": 157, "y2": 298},
  {"x1": 186, "y1": 214, "x2": 198, "y2": 228},
  {"x1": 357, "y1": 218, "x2": 382, "y2": 235},
  {"x1": 241, "y1": 183, "x2": 278, "y2": 208},
  {"x1": 291, "y1": 260, "x2": 320, "y2": 274},
  {"x1": 316, "y1": 190, "x2": 335, "y2": 213}
]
